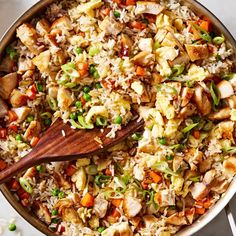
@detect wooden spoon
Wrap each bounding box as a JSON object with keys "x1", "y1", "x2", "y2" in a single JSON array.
[{"x1": 0, "y1": 117, "x2": 144, "y2": 184}]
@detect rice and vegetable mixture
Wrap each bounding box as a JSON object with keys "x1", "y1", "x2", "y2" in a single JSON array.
[{"x1": 0, "y1": 0, "x2": 236, "y2": 235}]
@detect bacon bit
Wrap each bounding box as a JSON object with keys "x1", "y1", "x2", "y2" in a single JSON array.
[
  {"x1": 126, "y1": 0, "x2": 136, "y2": 5},
  {"x1": 27, "y1": 84, "x2": 37, "y2": 100},
  {"x1": 149, "y1": 171, "x2": 162, "y2": 183},
  {"x1": 130, "y1": 21, "x2": 146, "y2": 30},
  {"x1": 30, "y1": 136, "x2": 40, "y2": 147},
  {"x1": 111, "y1": 198, "x2": 123, "y2": 208},
  {"x1": 105, "y1": 168, "x2": 112, "y2": 176},
  {"x1": 66, "y1": 164, "x2": 77, "y2": 176},
  {"x1": 192, "y1": 130, "x2": 200, "y2": 139},
  {"x1": 101, "y1": 8, "x2": 111, "y2": 16},
  {"x1": 136, "y1": 66, "x2": 146, "y2": 76},
  {"x1": 17, "y1": 188, "x2": 30, "y2": 200},
  {"x1": 9, "y1": 179, "x2": 20, "y2": 191},
  {"x1": 195, "y1": 207, "x2": 205, "y2": 215},
  {"x1": 111, "y1": 208, "x2": 121, "y2": 218},
  {"x1": 0, "y1": 128, "x2": 7, "y2": 139},
  {"x1": 76, "y1": 62, "x2": 89, "y2": 77},
  {"x1": 0, "y1": 159, "x2": 7, "y2": 171},
  {"x1": 7, "y1": 110, "x2": 18, "y2": 123},
  {"x1": 8, "y1": 124, "x2": 18, "y2": 132}
]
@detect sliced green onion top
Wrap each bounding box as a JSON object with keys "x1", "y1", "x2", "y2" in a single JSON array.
[
  {"x1": 86, "y1": 165, "x2": 98, "y2": 175},
  {"x1": 78, "y1": 116, "x2": 94, "y2": 129},
  {"x1": 222, "y1": 146, "x2": 236, "y2": 154},
  {"x1": 96, "y1": 116, "x2": 107, "y2": 127},
  {"x1": 6, "y1": 46, "x2": 18, "y2": 60},
  {"x1": 88, "y1": 46, "x2": 100, "y2": 57},
  {"x1": 40, "y1": 112, "x2": 52, "y2": 119},
  {"x1": 152, "y1": 161, "x2": 178, "y2": 176},
  {"x1": 95, "y1": 174, "x2": 111, "y2": 187},
  {"x1": 171, "y1": 64, "x2": 185, "y2": 76},
  {"x1": 212, "y1": 35, "x2": 225, "y2": 45},
  {"x1": 26, "y1": 115, "x2": 34, "y2": 122},
  {"x1": 189, "y1": 176, "x2": 201, "y2": 182},
  {"x1": 210, "y1": 81, "x2": 220, "y2": 106},
  {"x1": 36, "y1": 82, "x2": 43, "y2": 92},
  {"x1": 222, "y1": 73, "x2": 234, "y2": 81},
  {"x1": 182, "y1": 123, "x2": 199, "y2": 133},
  {"x1": 191, "y1": 23, "x2": 212, "y2": 42},
  {"x1": 19, "y1": 177, "x2": 33, "y2": 194},
  {"x1": 153, "y1": 41, "x2": 160, "y2": 50},
  {"x1": 47, "y1": 97, "x2": 58, "y2": 111},
  {"x1": 131, "y1": 132, "x2": 142, "y2": 141},
  {"x1": 98, "y1": 227, "x2": 105, "y2": 233},
  {"x1": 61, "y1": 62, "x2": 80, "y2": 78}
]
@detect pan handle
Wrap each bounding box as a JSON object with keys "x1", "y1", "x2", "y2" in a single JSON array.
[{"x1": 225, "y1": 204, "x2": 236, "y2": 236}]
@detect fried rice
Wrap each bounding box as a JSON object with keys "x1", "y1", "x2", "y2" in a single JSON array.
[{"x1": 0, "y1": 0, "x2": 236, "y2": 235}]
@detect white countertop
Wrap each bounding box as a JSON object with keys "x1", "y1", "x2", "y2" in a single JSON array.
[{"x1": 0, "y1": 0, "x2": 236, "y2": 235}]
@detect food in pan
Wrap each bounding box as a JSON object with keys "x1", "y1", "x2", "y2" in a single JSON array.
[{"x1": 0, "y1": 0, "x2": 236, "y2": 235}]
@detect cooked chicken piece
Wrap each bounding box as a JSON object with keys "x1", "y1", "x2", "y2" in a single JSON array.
[
  {"x1": 54, "y1": 198, "x2": 81, "y2": 224},
  {"x1": 203, "y1": 170, "x2": 216, "y2": 185},
  {"x1": 211, "y1": 179, "x2": 230, "y2": 194},
  {"x1": 23, "y1": 167, "x2": 36, "y2": 179},
  {"x1": 36, "y1": 18, "x2": 51, "y2": 36},
  {"x1": 131, "y1": 81, "x2": 144, "y2": 95},
  {"x1": 51, "y1": 49, "x2": 67, "y2": 67},
  {"x1": 93, "y1": 194, "x2": 108, "y2": 218},
  {"x1": 218, "y1": 121, "x2": 234, "y2": 140},
  {"x1": 68, "y1": 35, "x2": 89, "y2": 47},
  {"x1": 184, "y1": 170, "x2": 200, "y2": 180},
  {"x1": 0, "y1": 98, "x2": 8, "y2": 118},
  {"x1": 0, "y1": 72, "x2": 18, "y2": 99},
  {"x1": 199, "y1": 158, "x2": 212, "y2": 173},
  {"x1": 170, "y1": 52, "x2": 190, "y2": 67},
  {"x1": 135, "y1": 1, "x2": 165, "y2": 15},
  {"x1": 185, "y1": 208, "x2": 195, "y2": 224},
  {"x1": 51, "y1": 16, "x2": 73, "y2": 32},
  {"x1": 120, "y1": 34, "x2": 133, "y2": 56},
  {"x1": 71, "y1": 167, "x2": 87, "y2": 191},
  {"x1": 57, "y1": 87, "x2": 73, "y2": 110},
  {"x1": 143, "y1": 215, "x2": 158, "y2": 228},
  {"x1": 18, "y1": 58, "x2": 35, "y2": 74},
  {"x1": 226, "y1": 95, "x2": 236, "y2": 109},
  {"x1": 33, "y1": 201, "x2": 51, "y2": 224},
  {"x1": 123, "y1": 196, "x2": 142, "y2": 218},
  {"x1": 44, "y1": 34, "x2": 58, "y2": 47},
  {"x1": 181, "y1": 87, "x2": 194, "y2": 107},
  {"x1": 193, "y1": 86, "x2": 211, "y2": 116},
  {"x1": 32, "y1": 50, "x2": 50, "y2": 73},
  {"x1": 54, "y1": 171, "x2": 71, "y2": 189},
  {"x1": 166, "y1": 213, "x2": 187, "y2": 226},
  {"x1": 208, "y1": 107, "x2": 231, "y2": 120},
  {"x1": 101, "y1": 222, "x2": 133, "y2": 236},
  {"x1": 216, "y1": 80, "x2": 234, "y2": 99},
  {"x1": 223, "y1": 157, "x2": 236, "y2": 177},
  {"x1": 138, "y1": 38, "x2": 154, "y2": 52},
  {"x1": 10, "y1": 89, "x2": 28, "y2": 107},
  {"x1": 173, "y1": 156, "x2": 184, "y2": 172},
  {"x1": 12, "y1": 107, "x2": 31, "y2": 123},
  {"x1": 185, "y1": 44, "x2": 209, "y2": 62},
  {"x1": 48, "y1": 86, "x2": 58, "y2": 98},
  {"x1": 99, "y1": 17, "x2": 123, "y2": 36},
  {"x1": 23, "y1": 121, "x2": 41, "y2": 141},
  {"x1": 179, "y1": 103, "x2": 196, "y2": 118},
  {"x1": 132, "y1": 51, "x2": 155, "y2": 66},
  {"x1": 155, "y1": 189, "x2": 175, "y2": 207},
  {"x1": 0, "y1": 56, "x2": 15, "y2": 73},
  {"x1": 190, "y1": 182, "x2": 209, "y2": 201},
  {"x1": 16, "y1": 23, "x2": 43, "y2": 55}
]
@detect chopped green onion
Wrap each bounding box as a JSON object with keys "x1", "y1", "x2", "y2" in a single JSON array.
[
  {"x1": 44, "y1": 118, "x2": 52, "y2": 126},
  {"x1": 86, "y1": 165, "x2": 98, "y2": 175},
  {"x1": 131, "y1": 132, "x2": 142, "y2": 141},
  {"x1": 78, "y1": 116, "x2": 94, "y2": 129},
  {"x1": 47, "y1": 97, "x2": 58, "y2": 111},
  {"x1": 182, "y1": 123, "x2": 199, "y2": 133},
  {"x1": 40, "y1": 112, "x2": 52, "y2": 119},
  {"x1": 170, "y1": 143, "x2": 185, "y2": 151},
  {"x1": 61, "y1": 62, "x2": 80, "y2": 78},
  {"x1": 154, "y1": 41, "x2": 160, "y2": 50},
  {"x1": 69, "y1": 119, "x2": 84, "y2": 129},
  {"x1": 203, "y1": 121, "x2": 213, "y2": 131},
  {"x1": 171, "y1": 64, "x2": 185, "y2": 76},
  {"x1": 51, "y1": 209, "x2": 58, "y2": 216},
  {"x1": 64, "y1": 82, "x2": 77, "y2": 88},
  {"x1": 36, "y1": 82, "x2": 43, "y2": 92},
  {"x1": 15, "y1": 134, "x2": 22, "y2": 141},
  {"x1": 222, "y1": 146, "x2": 236, "y2": 154},
  {"x1": 113, "y1": 11, "x2": 120, "y2": 18},
  {"x1": 75, "y1": 101, "x2": 82, "y2": 108},
  {"x1": 152, "y1": 161, "x2": 178, "y2": 176},
  {"x1": 114, "y1": 116, "x2": 122, "y2": 125},
  {"x1": 51, "y1": 188, "x2": 60, "y2": 196},
  {"x1": 51, "y1": 218, "x2": 61, "y2": 224},
  {"x1": 96, "y1": 116, "x2": 107, "y2": 127},
  {"x1": 58, "y1": 191, "x2": 64, "y2": 199},
  {"x1": 191, "y1": 23, "x2": 212, "y2": 42},
  {"x1": 8, "y1": 223, "x2": 16, "y2": 231},
  {"x1": 83, "y1": 86, "x2": 91, "y2": 93},
  {"x1": 95, "y1": 174, "x2": 111, "y2": 187},
  {"x1": 26, "y1": 115, "x2": 34, "y2": 122},
  {"x1": 70, "y1": 113, "x2": 77, "y2": 120},
  {"x1": 189, "y1": 176, "x2": 200, "y2": 182},
  {"x1": 147, "y1": 190, "x2": 158, "y2": 209},
  {"x1": 210, "y1": 81, "x2": 220, "y2": 106},
  {"x1": 158, "y1": 137, "x2": 166, "y2": 145},
  {"x1": 166, "y1": 155, "x2": 174, "y2": 161},
  {"x1": 212, "y1": 36, "x2": 225, "y2": 45},
  {"x1": 156, "y1": 84, "x2": 178, "y2": 95},
  {"x1": 19, "y1": 177, "x2": 33, "y2": 194},
  {"x1": 6, "y1": 46, "x2": 17, "y2": 60},
  {"x1": 98, "y1": 227, "x2": 105, "y2": 233},
  {"x1": 222, "y1": 73, "x2": 234, "y2": 81},
  {"x1": 75, "y1": 47, "x2": 83, "y2": 55},
  {"x1": 95, "y1": 82, "x2": 102, "y2": 89},
  {"x1": 186, "y1": 80, "x2": 195, "y2": 88},
  {"x1": 89, "y1": 46, "x2": 100, "y2": 57},
  {"x1": 36, "y1": 165, "x2": 43, "y2": 172}
]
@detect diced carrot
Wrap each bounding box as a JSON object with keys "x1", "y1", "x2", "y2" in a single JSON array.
[
  {"x1": 195, "y1": 207, "x2": 205, "y2": 215},
  {"x1": 105, "y1": 168, "x2": 112, "y2": 176},
  {"x1": 141, "y1": 180, "x2": 149, "y2": 190},
  {"x1": 126, "y1": 0, "x2": 136, "y2": 5},
  {"x1": 27, "y1": 84, "x2": 37, "y2": 100},
  {"x1": 8, "y1": 110, "x2": 18, "y2": 123},
  {"x1": 66, "y1": 164, "x2": 77, "y2": 176},
  {"x1": 101, "y1": 8, "x2": 110, "y2": 16},
  {"x1": 102, "y1": 80, "x2": 115, "y2": 90},
  {"x1": 111, "y1": 198, "x2": 123, "y2": 208},
  {"x1": 203, "y1": 199, "x2": 212, "y2": 209},
  {"x1": 8, "y1": 124, "x2": 18, "y2": 132},
  {"x1": 199, "y1": 20, "x2": 211, "y2": 32},
  {"x1": 111, "y1": 208, "x2": 121, "y2": 218},
  {"x1": 136, "y1": 66, "x2": 146, "y2": 76},
  {"x1": 0, "y1": 159, "x2": 7, "y2": 171},
  {"x1": 30, "y1": 136, "x2": 40, "y2": 147},
  {"x1": 0, "y1": 128, "x2": 7, "y2": 139},
  {"x1": 9, "y1": 179, "x2": 20, "y2": 191},
  {"x1": 131, "y1": 21, "x2": 146, "y2": 30},
  {"x1": 113, "y1": 0, "x2": 122, "y2": 4},
  {"x1": 193, "y1": 130, "x2": 200, "y2": 139},
  {"x1": 80, "y1": 95, "x2": 86, "y2": 106},
  {"x1": 149, "y1": 171, "x2": 162, "y2": 183},
  {"x1": 81, "y1": 193, "x2": 94, "y2": 207},
  {"x1": 76, "y1": 62, "x2": 89, "y2": 77}
]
